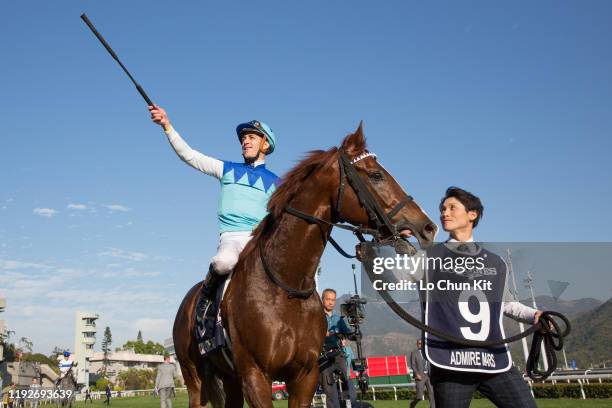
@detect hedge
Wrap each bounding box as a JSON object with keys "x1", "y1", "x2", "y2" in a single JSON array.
[
  {"x1": 531, "y1": 383, "x2": 612, "y2": 399},
  {"x1": 362, "y1": 383, "x2": 612, "y2": 400}
]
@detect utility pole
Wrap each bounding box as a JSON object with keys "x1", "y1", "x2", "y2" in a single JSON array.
[
  {"x1": 547, "y1": 280, "x2": 571, "y2": 369},
  {"x1": 506, "y1": 250, "x2": 529, "y2": 365},
  {"x1": 0, "y1": 297, "x2": 6, "y2": 362},
  {"x1": 525, "y1": 271, "x2": 538, "y2": 310}
]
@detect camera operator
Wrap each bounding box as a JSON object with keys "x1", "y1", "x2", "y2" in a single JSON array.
[{"x1": 320, "y1": 288, "x2": 357, "y2": 408}]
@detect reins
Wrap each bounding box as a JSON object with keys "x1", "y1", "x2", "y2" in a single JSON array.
[
  {"x1": 285, "y1": 151, "x2": 414, "y2": 255},
  {"x1": 258, "y1": 239, "x2": 316, "y2": 299},
  {"x1": 260, "y1": 150, "x2": 413, "y2": 298}
]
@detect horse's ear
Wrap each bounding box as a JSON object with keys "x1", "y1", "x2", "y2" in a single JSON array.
[{"x1": 341, "y1": 120, "x2": 367, "y2": 156}]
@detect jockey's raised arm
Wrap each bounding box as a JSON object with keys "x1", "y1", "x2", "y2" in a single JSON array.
[{"x1": 149, "y1": 105, "x2": 224, "y2": 178}]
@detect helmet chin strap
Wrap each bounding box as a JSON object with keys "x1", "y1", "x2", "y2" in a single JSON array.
[{"x1": 258, "y1": 135, "x2": 269, "y2": 155}]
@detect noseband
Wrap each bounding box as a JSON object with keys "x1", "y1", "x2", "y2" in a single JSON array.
[
  {"x1": 260, "y1": 150, "x2": 414, "y2": 299},
  {"x1": 336, "y1": 151, "x2": 414, "y2": 241},
  {"x1": 286, "y1": 150, "x2": 413, "y2": 244}
]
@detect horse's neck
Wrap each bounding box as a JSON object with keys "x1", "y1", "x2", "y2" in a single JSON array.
[{"x1": 264, "y1": 185, "x2": 332, "y2": 289}]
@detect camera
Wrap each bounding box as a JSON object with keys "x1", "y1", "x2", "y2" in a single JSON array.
[
  {"x1": 340, "y1": 292, "x2": 369, "y2": 398},
  {"x1": 340, "y1": 295, "x2": 367, "y2": 327}
]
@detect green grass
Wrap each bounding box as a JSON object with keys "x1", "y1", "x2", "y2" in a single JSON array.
[{"x1": 70, "y1": 394, "x2": 612, "y2": 407}]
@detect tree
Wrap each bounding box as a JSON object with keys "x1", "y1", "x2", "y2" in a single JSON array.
[
  {"x1": 18, "y1": 337, "x2": 33, "y2": 354},
  {"x1": 94, "y1": 377, "x2": 111, "y2": 392},
  {"x1": 2, "y1": 342, "x2": 18, "y2": 362},
  {"x1": 50, "y1": 346, "x2": 65, "y2": 360},
  {"x1": 136, "y1": 330, "x2": 143, "y2": 343},
  {"x1": 145, "y1": 341, "x2": 165, "y2": 355},
  {"x1": 101, "y1": 326, "x2": 112, "y2": 377},
  {"x1": 120, "y1": 338, "x2": 165, "y2": 355},
  {"x1": 116, "y1": 368, "x2": 156, "y2": 390},
  {"x1": 21, "y1": 353, "x2": 58, "y2": 370}
]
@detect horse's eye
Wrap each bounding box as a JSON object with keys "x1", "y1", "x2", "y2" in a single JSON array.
[{"x1": 368, "y1": 171, "x2": 384, "y2": 182}]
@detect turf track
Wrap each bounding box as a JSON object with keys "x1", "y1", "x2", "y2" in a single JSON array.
[{"x1": 70, "y1": 393, "x2": 612, "y2": 407}]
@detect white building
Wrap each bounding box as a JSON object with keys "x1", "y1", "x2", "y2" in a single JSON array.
[
  {"x1": 163, "y1": 337, "x2": 175, "y2": 358},
  {"x1": 73, "y1": 312, "x2": 99, "y2": 387}
]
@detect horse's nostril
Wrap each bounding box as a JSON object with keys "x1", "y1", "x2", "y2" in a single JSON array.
[{"x1": 424, "y1": 223, "x2": 436, "y2": 234}]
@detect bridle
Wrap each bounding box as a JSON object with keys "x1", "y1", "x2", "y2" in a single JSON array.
[{"x1": 260, "y1": 149, "x2": 415, "y2": 298}]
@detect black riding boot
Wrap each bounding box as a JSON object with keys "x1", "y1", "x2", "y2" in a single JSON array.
[
  {"x1": 195, "y1": 265, "x2": 225, "y2": 354},
  {"x1": 201, "y1": 264, "x2": 224, "y2": 299}
]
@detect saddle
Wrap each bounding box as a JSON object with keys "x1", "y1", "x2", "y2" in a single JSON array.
[{"x1": 195, "y1": 277, "x2": 232, "y2": 360}]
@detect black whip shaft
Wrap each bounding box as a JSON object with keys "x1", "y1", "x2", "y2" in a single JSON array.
[{"x1": 80, "y1": 13, "x2": 154, "y2": 106}]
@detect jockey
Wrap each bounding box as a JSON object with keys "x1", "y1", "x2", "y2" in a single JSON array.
[
  {"x1": 58, "y1": 351, "x2": 74, "y2": 379},
  {"x1": 149, "y1": 105, "x2": 281, "y2": 301}
]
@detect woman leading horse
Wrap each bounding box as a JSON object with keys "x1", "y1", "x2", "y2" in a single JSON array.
[{"x1": 173, "y1": 124, "x2": 437, "y2": 408}]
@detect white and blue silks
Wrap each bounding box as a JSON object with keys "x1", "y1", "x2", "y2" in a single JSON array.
[{"x1": 165, "y1": 127, "x2": 280, "y2": 275}]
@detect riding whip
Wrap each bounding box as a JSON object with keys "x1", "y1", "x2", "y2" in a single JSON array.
[{"x1": 80, "y1": 13, "x2": 154, "y2": 106}]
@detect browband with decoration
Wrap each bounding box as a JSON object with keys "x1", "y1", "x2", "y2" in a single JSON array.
[{"x1": 350, "y1": 151, "x2": 377, "y2": 164}]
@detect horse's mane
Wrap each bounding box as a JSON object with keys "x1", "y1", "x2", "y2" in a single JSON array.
[
  {"x1": 246, "y1": 147, "x2": 339, "y2": 248},
  {"x1": 240, "y1": 126, "x2": 367, "y2": 261}
]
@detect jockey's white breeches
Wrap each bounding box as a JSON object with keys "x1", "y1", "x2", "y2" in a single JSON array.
[{"x1": 210, "y1": 231, "x2": 252, "y2": 275}]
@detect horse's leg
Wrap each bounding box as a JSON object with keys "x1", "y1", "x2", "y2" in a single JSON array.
[
  {"x1": 287, "y1": 369, "x2": 320, "y2": 408},
  {"x1": 174, "y1": 282, "x2": 212, "y2": 408},
  {"x1": 178, "y1": 357, "x2": 206, "y2": 408},
  {"x1": 241, "y1": 367, "x2": 273, "y2": 408},
  {"x1": 221, "y1": 375, "x2": 244, "y2": 408}
]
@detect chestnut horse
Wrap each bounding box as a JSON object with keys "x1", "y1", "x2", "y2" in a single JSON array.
[{"x1": 173, "y1": 125, "x2": 437, "y2": 408}]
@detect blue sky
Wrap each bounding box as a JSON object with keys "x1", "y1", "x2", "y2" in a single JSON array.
[{"x1": 1, "y1": 1, "x2": 611, "y2": 354}]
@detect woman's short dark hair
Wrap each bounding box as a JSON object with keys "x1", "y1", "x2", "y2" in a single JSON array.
[{"x1": 440, "y1": 186, "x2": 484, "y2": 228}]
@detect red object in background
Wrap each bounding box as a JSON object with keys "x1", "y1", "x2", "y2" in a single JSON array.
[
  {"x1": 350, "y1": 355, "x2": 410, "y2": 378},
  {"x1": 271, "y1": 382, "x2": 288, "y2": 400}
]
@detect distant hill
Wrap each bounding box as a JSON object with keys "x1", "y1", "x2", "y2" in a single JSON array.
[
  {"x1": 520, "y1": 296, "x2": 603, "y2": 318},
  {"x1": 361, "y1": 332, "x2": 419, "y2": 356},
  {"x1": 336, "y1": 293, "x2": 605, "y2": 360},
  {"x1": 563, "y1": 298, "x2": 612, "y2": 368},
  {"x1": 505, "y1": 296, "x2": 604, "y2": 368}
]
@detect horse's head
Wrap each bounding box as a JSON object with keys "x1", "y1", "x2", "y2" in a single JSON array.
[{"x1": 334, "y1": 122, "x2": 437, "y2": 250}]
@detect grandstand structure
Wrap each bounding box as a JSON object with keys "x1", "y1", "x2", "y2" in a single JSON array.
[{"x1": 350, "y1": 355, "x2": 411, "y2": 384}]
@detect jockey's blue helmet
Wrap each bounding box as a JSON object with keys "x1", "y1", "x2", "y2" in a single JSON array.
[
  {"x1": 236, "y1": 120, "x2": 276, "y2": 154},
  {"x1": 63, "y1": 351, "x2": 71, "y2": 357}
]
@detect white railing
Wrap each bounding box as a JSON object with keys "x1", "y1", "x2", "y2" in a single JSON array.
[
  {"x1": 78, "y1": 387, "x2": 187, "y2": 401},
  {"x1": 366, "y1": 372, "x2": 612, "y2": 401}
]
